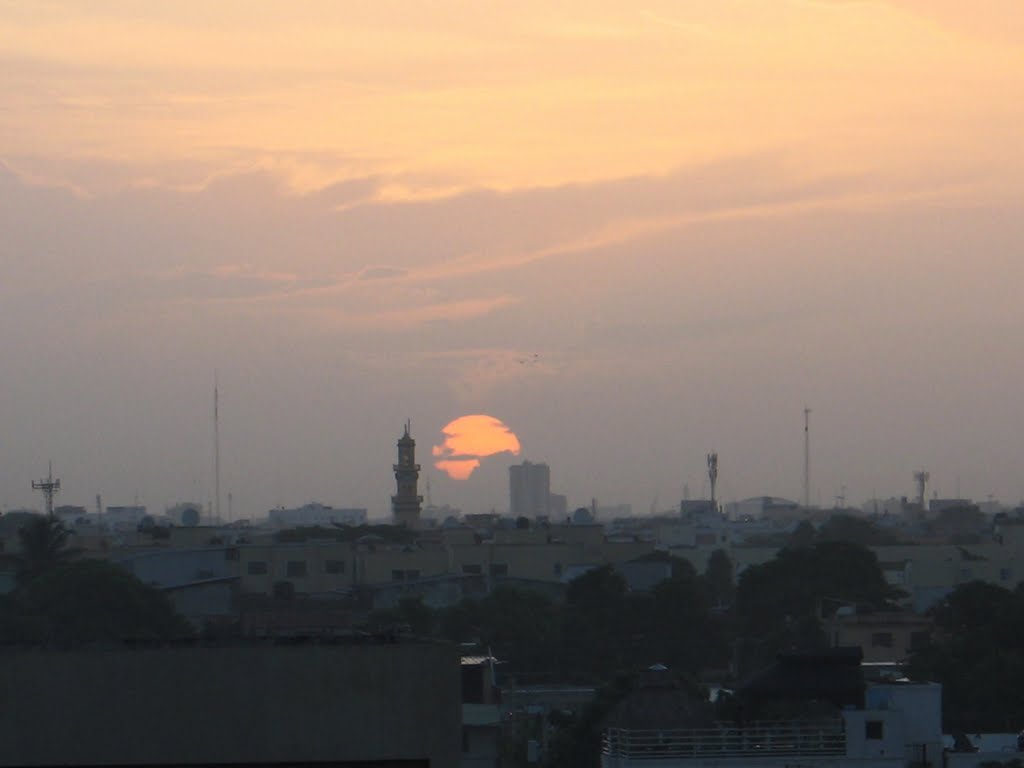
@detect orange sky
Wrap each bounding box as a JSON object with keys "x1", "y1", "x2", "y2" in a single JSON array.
[
  {"x1": 1, "y1": 2, "x2": 1023, "y2": 515},
  {"x1": 3, "y1": 2, "x2": 1022, "y2": 196}
]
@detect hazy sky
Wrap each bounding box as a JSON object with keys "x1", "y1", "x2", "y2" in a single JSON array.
[{"x1": 2, "y1": 1, "x2": 1023, "y2": 518}]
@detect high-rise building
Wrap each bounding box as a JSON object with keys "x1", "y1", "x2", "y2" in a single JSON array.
[
  {"x1": 392, "y1": 422, "x2": 423, "y2": 528},
  {"x1": 509, "y1": 461, "x2": 551, "y2": 518}
]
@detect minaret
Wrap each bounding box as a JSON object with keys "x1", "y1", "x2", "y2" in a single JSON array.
[{"x1": 392, "y1": 421, "x2": 423, "y2": 528}]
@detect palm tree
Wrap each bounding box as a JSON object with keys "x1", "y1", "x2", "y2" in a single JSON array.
[{"x1": 15, "y1": 515, "x2": 80, "y2": 587}]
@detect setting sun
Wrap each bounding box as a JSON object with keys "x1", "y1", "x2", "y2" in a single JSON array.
[{"x1": 432, "y1": 415, "x2": 521, "y2": 480}]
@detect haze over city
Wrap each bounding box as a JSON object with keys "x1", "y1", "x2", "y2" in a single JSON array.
[{"x1": 3, "y1": 1, "x2": 1024, "y2": 518}]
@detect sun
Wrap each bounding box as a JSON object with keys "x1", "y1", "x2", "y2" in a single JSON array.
[{"x1": 432, "y1": 414, "x2": 521, "y2": 479}]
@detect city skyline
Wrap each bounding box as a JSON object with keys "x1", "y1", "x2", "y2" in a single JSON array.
[
  {"x1": 2, "y1": 3, "x2": 1023, "y2": 518},
  {"x1": 4, "y1": 406, "x2": 1020, "y2": 520}
]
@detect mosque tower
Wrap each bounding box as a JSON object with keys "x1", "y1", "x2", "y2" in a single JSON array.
[{"x1": 392, "y1": 421, "x2": 423, "y2": 528}]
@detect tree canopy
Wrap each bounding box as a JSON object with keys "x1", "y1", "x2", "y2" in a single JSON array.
[
  {"x1": 734, "y1": 541, "x2": 898, "y2": 675},
  {"x1": 2, "y1": 559, "x2": 192, "y2": 647},
  {"x1": 908, "y1": 581, "x2": 1024, "y2": 731},
  {"x1": 15, "y1": 515, "x2": 81, "y2": 586}
]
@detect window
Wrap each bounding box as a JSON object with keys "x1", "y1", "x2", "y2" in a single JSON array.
[
  {"x1": 406, "y1": 569, "x2": 421, "y2": 580},
  {"x1": 247, "y1": 561, "x2": 268, "y2": 576},
  {"x1": 392, "y1": 570, "x2": 406, "y2": 582},
  {"x1": 1001, "y1": 568, "x2": 1013, "y2": 582},
  {"x1": 871, "y1": 631, "x2": 894, "y2": 648},
  {"x1": 490, "y1": 563, "x2": 509, "y2": 577},
  {"x1": 462, "y1": 564, "x2": 482, "y2": 575},
  {"x1": 286, "y1": 560, "x2": 307, "y2": 578},
  {"x1": 865, "y1": 721, "x2": 884, "y2": 740},
  {"x1": 224, "y1": 548, "x2": 239, "y2": 561},
  {"x1": 325, "y1": 560, "x2": 346, "y2": 574}
]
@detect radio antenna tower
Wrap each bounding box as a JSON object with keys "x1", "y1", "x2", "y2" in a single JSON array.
[
  {"x1": 707, "y1": 452, "x2": 719, "y2": 511},
  {"x1": 214, "y1": 372, "x2": 221, "y2": 524},
  {"x1": 32, "y1": 462, "x2": 61, "y2": 518},
  {"x1": 803, "y1": 407, "x2": 811, "y2": 508},
  {"x1": 914, "y1": 470, "x2": 930, "y2": 509}
]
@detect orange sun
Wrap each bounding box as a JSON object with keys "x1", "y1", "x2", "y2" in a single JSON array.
[{"x1": 432, "y1": 414, "x2": 521, "y2": 479}]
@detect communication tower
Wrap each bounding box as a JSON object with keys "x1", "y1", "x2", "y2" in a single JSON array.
[
  {"x1": 32, "y1": 462, "x2": 61, "y2": 517},
  {"x1": 914, "y1": 470, "x2": 930, "y2": 509},
  {"x1": 707, "y1": 452, "x2": 718, "y2": 511},
  {"x1": 803, "y1": 407, "x2": 812, "y2": 508},
  {"x1": 214, "y1": 373, "x2": 221, "y2": 524}
]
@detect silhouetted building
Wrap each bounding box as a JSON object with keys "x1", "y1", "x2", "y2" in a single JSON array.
[
  {"x1": 392, "y1": 422, "x2": 423, "y2": 529},
  {"x1": 0, "y1": 641, "x2": 460, "y2": 767},
  {"x1": 510, "y1": 460, "x2": 550, "y2": 518}
]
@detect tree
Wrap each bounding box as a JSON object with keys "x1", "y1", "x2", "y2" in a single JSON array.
[
  {"x1": 705, "y1": 549, "x2": 735, "y2": 608},
  {"x1": 653, "y1": 566, "x2": 725, "y2": 672},
  {"x1": 15, "y1": 515, "x2": 81, "y2": 586},
  {"x1": 787, "y1": 520, "x2": 817, "y2": 549},
  {"x1": 439, "y1": 586, "x2": 562, "y2": 681},
  {"x1": 562, "y1": 567, "x2": 631, "y2": 681},
  {"x1": 734, "y1": 541, "x2": 897, "y2": 675},
  {"x1": 908, "y1": 581, "x2": 1024, "y2": 731},
  {"x1": 544, "y1": 673, "x2": 634, "y2": 768},
  {"x1": 5, "y1": 559, "x2": 192, "y2": 646},
  {"x1": 370, "y1": 596, "x2": 436, "y2": 636},
  {"x1": 816, "y1": 514, "x2": 905, "y2": 546},
  {"x1": 737, "y1": 541, "x2": 896, "y2": 631}
]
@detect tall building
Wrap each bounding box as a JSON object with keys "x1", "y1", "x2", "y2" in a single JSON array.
[
  {"x1": 509, "y1": 460, "x2": 551, "y2": 518},
  {"x1": 392, "y1": 422, "x2": 423, "y2": 528}
]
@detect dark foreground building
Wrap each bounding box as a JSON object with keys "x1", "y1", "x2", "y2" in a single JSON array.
[{"x1": 0, "y1": 640, "x2": 460, "y2": 768}]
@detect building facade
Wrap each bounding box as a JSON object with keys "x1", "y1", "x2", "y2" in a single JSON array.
[{"x1": 509, "y1": 461, "x2": 551, "y2": 518}]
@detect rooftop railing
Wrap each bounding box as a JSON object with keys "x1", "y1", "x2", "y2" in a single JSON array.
[{"x1": 602, "y1": 718, "x2": 847, "y2": 761}]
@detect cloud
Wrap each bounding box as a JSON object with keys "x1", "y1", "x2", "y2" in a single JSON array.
[
  {"x1": 357, "y1": 265, "x2": 408, "y2": 281},
  {"x1": 432, "y1": 415, "x2": 522, "y2": 479}
]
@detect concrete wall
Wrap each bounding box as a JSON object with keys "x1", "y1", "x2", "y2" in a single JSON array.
[{"x1": 0, "y1": 642, "x2": 461, "y2": 767}]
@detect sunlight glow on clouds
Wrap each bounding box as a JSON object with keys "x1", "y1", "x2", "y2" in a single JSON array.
[
  {"x1": 432, "y1": 415, "x2": 521, "y2": 480},
  {"x1": 3, "y1": 1, "x2": 1022, "y2": 195}
]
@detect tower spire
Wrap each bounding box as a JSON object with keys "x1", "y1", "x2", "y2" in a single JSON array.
[
  {"x1": 214, "y1": 372, "x2": 221, "y2": 524},
  {"x1": 392, "y1": 424, "x2": 422, "y2": 528},
  {"x1": 803, "y1": 406, "x2": 811, "y2": 508},
  {"x1": 707, "y1": 452, "x2": 718, "y2": 512}
]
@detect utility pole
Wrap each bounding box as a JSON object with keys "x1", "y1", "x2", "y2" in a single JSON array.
[
  {"x1": 803, "y1": 407, "x2": 811, "y2": 508},
  {"x1": 32, "y1": 462, "x2": 61, "y2": 518}
]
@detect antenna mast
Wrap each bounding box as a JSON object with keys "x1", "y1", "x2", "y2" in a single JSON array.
[
  {"x1": 214, "y1": 373, "x2": 221, "y2": 524},
  {"x1": 707, "y1": 452, "x2": 718, "y2": 511},
  {"x1": 803, "y1": 407, "x2": 811, "y2": 508},
  {"x1": 914, "y1": 470, "x2": 930, "y2": 510},
  {"x1": 32, "y1": 462, "x2": 61, "y2": 518}
]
